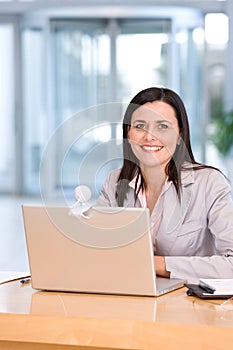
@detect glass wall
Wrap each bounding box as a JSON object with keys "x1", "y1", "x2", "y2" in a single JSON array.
[
  {"x1": 48, "y1": 18, "x2": 172, "y2": 199},
  {"x1": 21, "y1": 8, "x2": 206, "y2": 198},
  {"x1": 51, "y1": 19, "x2": 111, "y2": 120},
  {"x1": 175, "y1": 26, "x2": 204, "y2": 161},
  {"x1": 22, "y1": 27, "x2": 45, "y2": 193},
  {"x1": 0, "y1": 8, "x2": 230, "y2": 197},
  {"x1": 204, "y1": 13, "x2": 229, "y2": 170},
  {"x1": 0, "y1": 22, "x2": 15, "y2": 192},
  {"x1": 116, "y1": 19, "x2": 170, "y2": 102}
]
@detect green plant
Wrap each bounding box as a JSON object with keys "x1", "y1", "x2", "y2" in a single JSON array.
[{"x1": 210, "y1": 110, "x2": 233, "y2": 157}]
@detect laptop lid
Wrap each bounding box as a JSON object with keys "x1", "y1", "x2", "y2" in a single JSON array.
[{"x1": 22, "y1": 205, "x2": 184, "y2": 296}]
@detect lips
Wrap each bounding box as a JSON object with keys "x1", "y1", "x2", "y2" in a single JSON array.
[{"x1": 141, "y1": 145, "x2": 163, "y2": 152}]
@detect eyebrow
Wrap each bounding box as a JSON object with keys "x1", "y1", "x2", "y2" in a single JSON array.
[
  {"x1": 132, "y1": 119, "x2": 146, "y2": 124},
  {"x1": 156, "y1": 119, "x2": 172, "y2": 124},
  {"x1": 132, "y1": 119, "x2": 172, "y2": 124}
]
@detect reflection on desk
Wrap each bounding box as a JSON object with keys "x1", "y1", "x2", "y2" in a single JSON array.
[
  {"x1": 29, "y1": 287, "x2": 233, "y2": 327},
  {"x1": 0, "y1": 280, "x2": 233, "y2": 327},
  {"x1": 31, "y1": 291, "x2": 157, "y2": 321},
  {"x1": 0, "y1": 281, "x2": 233, "y2": 349}
]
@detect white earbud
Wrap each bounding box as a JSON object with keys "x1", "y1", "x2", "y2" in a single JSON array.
[
  {"x1": 69, "y1": 185, "x2": 92, "y2": 219},
  {"x1": 74, "y1": 185, "x2": 92, "y2": 204}
]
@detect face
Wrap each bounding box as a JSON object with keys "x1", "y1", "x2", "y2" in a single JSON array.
[{"x1": 127, "y1": 101, "x2": 180, "y2": 170}]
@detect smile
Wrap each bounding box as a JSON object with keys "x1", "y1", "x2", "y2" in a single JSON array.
[
  {"x1": 141, "y1": 145, "x2": 163, "y2": 152},
  {"x1": 141, "y1": 146, "x2": 163, "y2": 152}
]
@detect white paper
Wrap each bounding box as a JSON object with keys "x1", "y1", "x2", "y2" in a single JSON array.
[
  {"x1": 0, "y1": 271, "x2": 30, "y2": 285},
  {"x1": 199, "y1": 278, "x2": 233, "y2": 294}
]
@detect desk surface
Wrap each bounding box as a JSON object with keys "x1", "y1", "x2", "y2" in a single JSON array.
[{"x1": 0, "y1": 280, "x2": 233, "y2": 349}]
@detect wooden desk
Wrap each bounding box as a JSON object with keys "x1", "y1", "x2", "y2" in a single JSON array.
[{"x1": 0, "y1": 280, "x2": 233, "y2": 349}]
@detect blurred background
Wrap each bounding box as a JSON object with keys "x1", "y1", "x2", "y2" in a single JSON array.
[
  {"x1": 0, "y1": 0, "x2": 233, "y2": 270},
  {"x1": 1, "y1": 0, "x2": 233, "y2": 197}
]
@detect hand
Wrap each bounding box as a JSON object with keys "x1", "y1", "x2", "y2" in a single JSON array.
[{"x1": 154, "y1": 256, "x2": 170, "y2": 278}]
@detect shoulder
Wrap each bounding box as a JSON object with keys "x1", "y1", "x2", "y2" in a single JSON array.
[
  {"x1": 101, "y1": 168, "x2": 122, "y2": 191},
  {"x1": 181, "y1": 164, "x2": 231, "y2": 192},
  {"x1": 97, "y1": 168, "x2": 122, "y2": 206},
  {"x1": 182, "y1": 163, "x2": 226, "y2": 181},
  {"x1": 194, "y1": 166, "x2": 228, "y2": 185},
  {"x1": 104, "y1": 168, "x2": 121, "y2": 184}
]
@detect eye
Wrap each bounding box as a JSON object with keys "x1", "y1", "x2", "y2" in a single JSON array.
[
  {"x1": 134, "y1": 123, "x2": 147, "y2": 130},
  {"x1": 158, "y1": 123, "x2": 169, "y2": 130}
]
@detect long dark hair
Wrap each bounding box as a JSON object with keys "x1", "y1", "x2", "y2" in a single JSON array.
[{"x1": 116, "y1": 87, "x2": 217, "y2": 206}]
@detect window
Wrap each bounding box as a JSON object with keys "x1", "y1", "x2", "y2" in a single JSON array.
[
  {"x1": 22, "y1": 9, "x2": 204, "y2": 199},
  {"x1": 22, "y1": 27, "x2": 45, "y2": 193},
  {"x1": 204, "y1": 13, "x2": 229, "y2": 169}
]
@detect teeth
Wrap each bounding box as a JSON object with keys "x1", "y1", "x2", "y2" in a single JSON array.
[{"x1": 142, "y1": 146, "x2": 163, "y2": 151}]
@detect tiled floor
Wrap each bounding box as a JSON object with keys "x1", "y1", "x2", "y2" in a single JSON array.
[{"x1": 0, "y1": 195, "x2": 41, "y2": 272}]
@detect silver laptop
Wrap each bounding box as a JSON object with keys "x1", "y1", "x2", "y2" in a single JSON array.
[{"x1": 22, "y1": 204, "x2": 185, "y2": 296}]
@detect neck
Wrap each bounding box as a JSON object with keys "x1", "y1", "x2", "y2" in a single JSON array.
[
  {"x1": 140, "y1": 165, "x2": 167, "y2": 214},
  {"x1": 141, "y1": 164, "x2": 167, "y2": 192}
]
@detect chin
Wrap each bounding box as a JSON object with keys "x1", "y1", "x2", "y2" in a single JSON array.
[{"x1": 140, "y1": 160, "x2": 161, "y2": 168}]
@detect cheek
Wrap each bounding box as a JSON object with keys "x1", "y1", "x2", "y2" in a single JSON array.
[
  {"x1": 158, "y1": 133, "x2": 178, "y2": 153},
  {"x1": 127, "y1": 129, "x2": 139, "y2": 143}
]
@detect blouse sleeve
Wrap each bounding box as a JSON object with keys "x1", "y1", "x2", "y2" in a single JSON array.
[
  {"x1": 165, "y1": 170, "x2": 233, "y2": 283},
  {"x1": 96, "y1": 170, "x2": 119, "y2": 207}
]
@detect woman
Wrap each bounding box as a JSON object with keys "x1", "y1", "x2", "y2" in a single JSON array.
[{"x1": 97, "y1": 87, "x2": 233, "y2": 282}]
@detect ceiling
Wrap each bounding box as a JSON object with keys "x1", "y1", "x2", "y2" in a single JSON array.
[{"x1": 0, "y1": 0, "x2": 227, "y2": 15}]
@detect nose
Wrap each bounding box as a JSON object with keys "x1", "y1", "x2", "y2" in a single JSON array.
[{"x1": 143, "y1": 128, "x2": 157, "y2": 141}]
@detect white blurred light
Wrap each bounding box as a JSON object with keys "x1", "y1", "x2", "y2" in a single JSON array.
[
  {"x1": 193, "y1": 27, "x2": 205, "y2": 45},
  {"x1": 205, "y1": 13, "x2": 228, "y2": 45},
  {"x1": 175, "y1": 31, "x2": 187, "y2": 44}
]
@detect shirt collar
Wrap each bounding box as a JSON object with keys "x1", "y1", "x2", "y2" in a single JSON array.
[
  {"x1": 128, "y1": 163, "x2": 195, "y2": 192},
  {"x1": 129, "y1": 174, "x2": 172, "y2": 193}
]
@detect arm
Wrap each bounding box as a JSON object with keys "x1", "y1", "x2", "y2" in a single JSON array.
[
  {"x1": 163, "y1": 170, "x2": 233, "y2": 283},
  {"x1": 154, "y1": 256, "x2": 170, "y2": 278}
]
